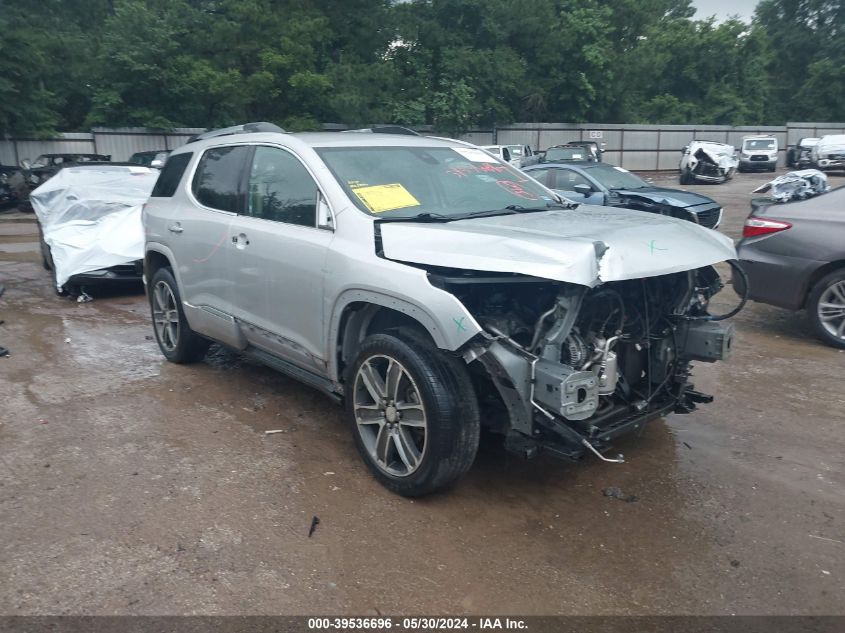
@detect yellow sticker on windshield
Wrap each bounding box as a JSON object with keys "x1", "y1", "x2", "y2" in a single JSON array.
[{"x1": 352, "y1": 183, "x2": 421, "y2": 213}]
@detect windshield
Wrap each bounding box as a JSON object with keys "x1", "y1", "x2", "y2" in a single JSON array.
[
  {"x1": 545, "y1": 147, "x2": 587, "y2": 161},
  {"x1": 317, "y1": 146, "x2": 557, "y2": 219},
  {"x1": 506, "y1": 145, "x2": 524, "y2": 157},
  {"x1": 744, "y1": 139, "x2": 775, "y2": 150},
  {"x1": 585, "y1": 164, "x2": 648, "y2": 189}
]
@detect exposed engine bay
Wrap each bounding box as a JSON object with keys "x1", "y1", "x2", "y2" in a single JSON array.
[{"x1": 430, "y1": 266, "x2": 737, "y2": 461}]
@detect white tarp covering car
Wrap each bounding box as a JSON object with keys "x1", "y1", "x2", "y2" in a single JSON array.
[
  {"x1": 751, "y1": 169, "x2": 831, "y2": 203},
  {"x1": 679, "y1": 141, "x2": 739, "y2": 184},
  {"x1": 30, "y1": 165, "x2": 158, "y2": 289}
]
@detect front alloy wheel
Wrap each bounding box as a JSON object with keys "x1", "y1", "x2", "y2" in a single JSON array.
[
  {"x1": 346, "y1": 331, "x2": 480, "y2": 496},
  {"x1": 353, "y1": 355, "x2": 428, "y2": 477}
]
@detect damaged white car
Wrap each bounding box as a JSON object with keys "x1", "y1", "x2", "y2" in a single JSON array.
[
  {"x1": 679, "y1": 141, "x2": 739, "y2": 184},
  {"x1": 144, "y1": 124, "x2": 743, "y2": 496},
  {"x1": 30, "y1": 164, "x2": 158, "y2": 294},
  {"x1": 752, "y1": 169, "x2": 830, "y2": 203}
]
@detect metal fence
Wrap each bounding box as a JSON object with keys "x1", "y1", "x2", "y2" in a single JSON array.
[
  {"x1": 2, "y1": 122, "x2": 844, "y2": 171},
  {"x1": 462, "y1": 122, "x2": 845, "y2": 170}
]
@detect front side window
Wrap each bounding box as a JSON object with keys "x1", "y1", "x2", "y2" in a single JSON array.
[
  {"x1": 192, "y1": 145, "x2": 251, "y2": 212},
  {"x1": 554, "y1": 169, "x2": 592, "y2": 190},
  {"x1": 246, "y1": 146, "x2": 318, "y2": 227},
  {"x1": 317, "y1": 146, "x2": 555, "y2": 219}
]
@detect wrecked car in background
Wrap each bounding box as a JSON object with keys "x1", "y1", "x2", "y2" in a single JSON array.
[
  {"x1": 542, "y1": 141, "x2": 603, "y2": 163},
  {"x1": 679, "y1": 141, "x2": 738, "y2": 184},
  {"x1": 785, "y1": 137, "x2": 820, "y2": 168},
  {"x1": 737, "y1": 185, "x2": 845, "y2": 349},
  {"x1": 22, "y1": 153, "x2": 112, "y2": 189},
  {"x1": 812, "y1": 134, "x2": 845, "y2": 172},
  {"x1": 523, "y1": 162, "x2": 723, "y2": 228},
  {"x1": 0, "y1": 165, "x2": 27, "y2": 208},
  {"x1": 143, "y1": 123, "x2": 742, "y2": 496},
  {"x1": 128, "y1": 150, "x2": 171, "y2": 169},
  {"x1": 751, "y1": 169, "x2": 830, "y2": 203},
  {"x1": 738, "y1": 135, "x2": 778, "y2": 173},
  {"x1": 30, "y1": 164, "x2": 158, "y2": 295}
]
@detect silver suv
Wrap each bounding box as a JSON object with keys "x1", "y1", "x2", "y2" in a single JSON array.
[{"x1": 144, "y1": 123, "x2": 740, "y2": 496}]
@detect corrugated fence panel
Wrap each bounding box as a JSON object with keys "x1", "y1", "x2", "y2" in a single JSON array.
[
  {"x1": 93, "y1": 131, "x2": 169, "y2": 161},
  {"x1": 4, "y1": 122, "x2": 845, "y2": 172}
]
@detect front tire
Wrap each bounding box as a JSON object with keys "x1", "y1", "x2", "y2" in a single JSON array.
[
  {"x1": 149, "y1": 266, "x2": 209, "y2": 363},
  {"x1": 346, "y1": 331, "x2": 480, "y2": 496},
  {"x1": 808, "y1": 270, "x2": 845, "y2": 349}
]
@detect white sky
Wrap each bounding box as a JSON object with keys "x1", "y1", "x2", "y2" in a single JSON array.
[{"x1": 691, "y1": 0, "x2": 760, "y2": 22}]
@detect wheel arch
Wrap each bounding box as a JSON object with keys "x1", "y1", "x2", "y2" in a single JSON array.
[
  {"x1": 329, "y1": 292, "x2": 447, "y2": 386},
  {"x1": 144, "y1": 244, "x2": 182, "y2": 296},
  {"x1": 802, "y1": 259, "x2": 845, "y2": 308}
]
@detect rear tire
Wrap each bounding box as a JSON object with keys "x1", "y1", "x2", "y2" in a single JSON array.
[
  {"x1": 346, "y1": 331, "x2": 480, "y2": 496},
  {"x1": 149, "y1": 266, "x2": 209, "y2": 363},
  {"x1": 808, "y1": 270, "x2": 845, "y2": 349}
]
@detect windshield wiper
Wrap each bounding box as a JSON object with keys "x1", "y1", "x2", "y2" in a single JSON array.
[{"x1": 376, "y1": 212, "x2": 454, "y2": 223}]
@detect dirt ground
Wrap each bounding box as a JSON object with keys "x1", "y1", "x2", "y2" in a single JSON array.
[{"x1": 1, "y1": 170, "x2": 843, "y2": 616}]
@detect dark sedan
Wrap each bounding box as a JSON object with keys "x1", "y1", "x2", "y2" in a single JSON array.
[
  {"x1": 736, "y1": 186, "x2": 845, "y2": 348},
  {"x1": 523, "y1": 162, "x2": 723, "y2": 228}
]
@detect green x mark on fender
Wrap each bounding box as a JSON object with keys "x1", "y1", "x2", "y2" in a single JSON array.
[
  {"x1": 453, "y1": 316, "x2": 467, "y2": 332},
  {"x1": 647, "y1": 239, "x2": 668, "y2": 255}
]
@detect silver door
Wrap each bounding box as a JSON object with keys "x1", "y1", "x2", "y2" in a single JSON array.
[{"x1": 226, "y1": 145, "x2": 334, "y2": 373}]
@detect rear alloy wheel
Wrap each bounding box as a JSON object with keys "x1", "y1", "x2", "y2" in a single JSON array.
[
  {"x1": 347, "y1": 332, "x2": 480, "y2": 496},
  {"x1": 149, "y1": 267, "x2": 209, "y2": 363},
  {"x1": 808, "y1": 270, "x2": 845, "y2": 349}
]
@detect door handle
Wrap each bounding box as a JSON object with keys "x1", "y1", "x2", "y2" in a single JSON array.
[
  {"x1": 232, "y1": 233, "x2": 250, "y2": 247},
  {"x1": 167, "y1": 223, "x2": 183, "y2": 234}
]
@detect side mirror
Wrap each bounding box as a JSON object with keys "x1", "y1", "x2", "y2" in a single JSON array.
[
  {"x1": 573, "y1": 183, "x2": 592, "y2": 196},
  {"x1": 21, "y1": 159, "x2": 31, "y2": 170},
  {"x1": 317, "y1": 195, "x2": 333, "y2": 230}
]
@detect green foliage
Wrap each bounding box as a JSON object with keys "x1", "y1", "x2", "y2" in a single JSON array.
[{"x1": 0, "y1": 0, "x2": 842, "y2": 137}]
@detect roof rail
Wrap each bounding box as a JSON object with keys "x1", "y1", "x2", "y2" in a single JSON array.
[
  {"x1": 187, "y1": 122, "x2": 286, "y2": 144},
  {"x1": 342, "y1": 125, "x2": 421, "y2": 136}
]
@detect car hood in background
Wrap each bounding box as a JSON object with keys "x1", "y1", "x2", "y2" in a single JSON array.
[
  {"x1": 380, "y1": 206, "x2": 736, "y2": 287},
  {"x1": 610, "y1": 187, "x2": 718, "y2": 210}
]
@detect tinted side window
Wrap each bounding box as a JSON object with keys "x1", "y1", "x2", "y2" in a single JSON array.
[
  {"x1": 152, "y1": 152, "x2": 193, "y2": 198},
  {"x1": 555, "y1": 169, "x2": 592, "y2": 189},
  {"x1": 527, "y1": 168, "x2": 551, "y2": 186},
  {"x1": 246, "y1": 146, "x2": 317, "y2": 227},
  {"x1": 192, "y1": 146, "x2": 250, "y2": 212}
]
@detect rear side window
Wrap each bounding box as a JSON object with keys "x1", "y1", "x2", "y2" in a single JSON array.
[
  {"x1": 191, "y1": 146, "x2": 251, "y2": 212},
  {"x1": 151, "y1": 152, "x2": 192, "y2": 197}
]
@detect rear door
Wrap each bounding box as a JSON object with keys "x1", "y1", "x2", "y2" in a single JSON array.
[{"x1": 226, "y1": 145, "x2": 334, "y2": 373}]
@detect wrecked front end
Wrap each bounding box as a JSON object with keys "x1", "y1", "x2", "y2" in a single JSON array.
[
  {"x1": 689, "y1": 144, "x2": 738, "y2": 183},
  {"x1": 436, "y1": 267, "x2": 735, "y2": 461}
]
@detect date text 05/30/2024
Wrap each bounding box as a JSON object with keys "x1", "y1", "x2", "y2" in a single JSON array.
[{"x1": 307, "y1": 617, "x2": 528, "y2": 630}]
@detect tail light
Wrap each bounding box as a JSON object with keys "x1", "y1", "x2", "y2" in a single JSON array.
[{"x1": 742, "y1": 217, "x2": 792, "y2": 238}]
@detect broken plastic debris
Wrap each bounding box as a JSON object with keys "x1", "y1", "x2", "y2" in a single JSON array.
[
  {"x1": 752, "y1": 169, "x2": 830, "y2": 203},
  {"x1": 76, "y1": 292, "x2": 93, "y2": 303},
  {"x1": 64, "y1": 338, "x2": 71, "y2": 343},
  {"x1": 264, "y1": 429, "x2": 285, "y2": 435}
]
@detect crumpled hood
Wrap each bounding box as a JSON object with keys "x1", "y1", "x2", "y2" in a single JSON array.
[
  {"x1": 380, "y1": 206, "x2": 736, "y2": 287},
  {"x1": 612, "y1": 187, "x2": 716, "y2": 209}
]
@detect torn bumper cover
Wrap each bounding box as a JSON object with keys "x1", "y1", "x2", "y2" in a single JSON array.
[
  {"x1": 752, "y1": 169, "x2": 830, "y2": 203},
  {"x1": 30, "y1": 165, "x2": 158, "y2": 289},
  {"x1": 381, "y1": 207, "x2": 740, "y2": 462}
]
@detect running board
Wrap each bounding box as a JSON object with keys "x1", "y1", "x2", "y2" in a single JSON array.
[{"x1": 244, "y1": 347, "x2": 342, "y2": 404}]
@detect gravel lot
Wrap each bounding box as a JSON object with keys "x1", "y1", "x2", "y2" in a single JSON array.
[{"x1": 1, "y1": 170, "x2": 843, "y2": 615}]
